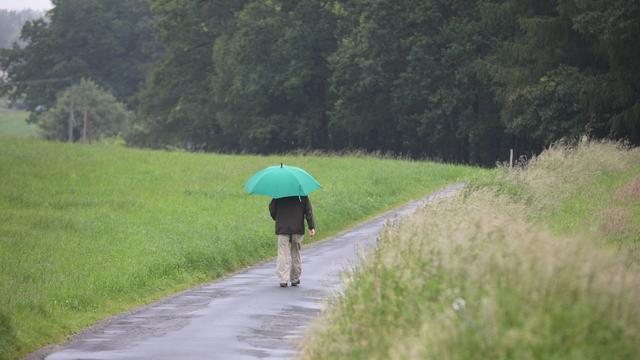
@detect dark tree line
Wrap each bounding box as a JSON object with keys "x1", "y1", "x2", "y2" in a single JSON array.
[{"x1": 2, "y1": 0, "x2": 639, "y2": 165}]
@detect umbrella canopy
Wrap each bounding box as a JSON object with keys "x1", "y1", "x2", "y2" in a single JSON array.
[{"x1": 244, "y1": 164, "x2": 321, "y2": 199}]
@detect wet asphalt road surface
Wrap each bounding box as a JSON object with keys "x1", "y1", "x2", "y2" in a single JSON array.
[{"x1": 41, "y1": 184, "x2": 463, "y2": 360}]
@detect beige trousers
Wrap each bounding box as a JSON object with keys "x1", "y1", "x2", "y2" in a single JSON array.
[{"x1": 276, "y1": 234, "x2": 303, "y2": 284}]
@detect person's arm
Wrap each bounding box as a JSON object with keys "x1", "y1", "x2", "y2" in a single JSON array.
[
  {"x1": 269, "y1": 199, "x2": 277, "y2": 220},
  {"x1": 304, "y1": 197, "x2": 315, "y2": 236}
]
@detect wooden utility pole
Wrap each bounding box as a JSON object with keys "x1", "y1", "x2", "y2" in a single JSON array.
[
  {"x1": 68, "y1": 91, "x2": 75, "y2": 142},
  {"x1": 82, "y1": 107, "x2": 90, "y2": 143}
]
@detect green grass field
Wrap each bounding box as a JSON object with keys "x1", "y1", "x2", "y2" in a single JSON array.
[
  {"x1": 0, "y1": 138, "x2": 482, "y2": 359},
  {"x1": 301, "y1": 141, "x2": 640, "y2": 359},
  {"x1": 0, "y1": 112, "x2": 38, "y2": 138}
]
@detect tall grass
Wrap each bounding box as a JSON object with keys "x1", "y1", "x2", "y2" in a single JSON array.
[
  {"x1": 0, "y1": 138, "x2": 480, "y2": 360},
  {"x1": 481, "y1": 139, "x2": 640, "y2": 256},
  {"x1": 301, "y1": 140, "x2": 640, "y2": 359}
]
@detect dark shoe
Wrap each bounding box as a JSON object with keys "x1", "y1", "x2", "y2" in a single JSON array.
[
  {"x1": 291, "y1": 280, "x2": 300, "y2": 287},
  {"x1": 280, "y1": 283, "x2": 288, "y2": 287}
]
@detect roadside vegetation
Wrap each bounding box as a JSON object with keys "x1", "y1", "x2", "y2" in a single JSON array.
[
  {"x1": 301, "y1": 140, "x2": 640, "y2": 359},
  {"x1": 0, "y1": 111, "x2": 38, "y2": 138},
  {"x1": 0, "y1": 138, "x2": 481, "y2": 360}
]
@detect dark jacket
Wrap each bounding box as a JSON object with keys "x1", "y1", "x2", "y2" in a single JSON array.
[{"x1": 269, "y1": 196, "x2": 315, "y2": 235}]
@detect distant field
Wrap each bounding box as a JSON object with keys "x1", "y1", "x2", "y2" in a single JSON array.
[
  {"x1": 0, "y1": 111, "x2": 38, "y2": 138},
  {"x1": 0, "y1": 138, "x2": 483, "y2": 359},
  {"x1": 301, "y1": 141, "x2": 640, "y2": 359}
]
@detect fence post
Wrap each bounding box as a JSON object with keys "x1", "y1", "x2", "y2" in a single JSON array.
[{"x1": 509, "y1": 148, "x2": 514, "y2": 168}]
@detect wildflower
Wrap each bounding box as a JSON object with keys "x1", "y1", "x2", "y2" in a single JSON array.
[{"x1": 452, "y1": 297, "x2": 466, "y2": 311}]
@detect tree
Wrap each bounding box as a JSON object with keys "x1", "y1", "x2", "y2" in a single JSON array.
[
  {"x1": 0, "y1": 0, "x2": 159, "y2": 116},
  {"x1": 476, "y1": 0, "x2": 640, "y2": 152},
  {"x1": 129, "y1": 0, "x2": 245, "y2": 149},
  {"x1": 211, "y1": 0, "x2": 337, "y2": 153},
  {"x1": 327, "y1": 0, "x2": 407, "y2": 153},
  {"x1": 38, "y1": 79, "x2": 128, "y2": 142},
  {"x1": 328, "y1": 0, "x2": 504, "y2": 164},
  {"x1": 568, "y1": 0, "x2": 640, "y2": 144}
]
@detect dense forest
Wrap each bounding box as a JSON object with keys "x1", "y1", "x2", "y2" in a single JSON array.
[{"x1": 1, "y1": 0, "x2": 639, "y2": 165}]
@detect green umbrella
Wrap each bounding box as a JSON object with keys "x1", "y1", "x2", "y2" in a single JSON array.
[{"x1": 244, "y1": 163, "x2": 321, "y2": 199}]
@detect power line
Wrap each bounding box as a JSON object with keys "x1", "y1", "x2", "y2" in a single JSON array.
[{"x1": 11, "y1": 77, "x2": 72, "y2": 85}]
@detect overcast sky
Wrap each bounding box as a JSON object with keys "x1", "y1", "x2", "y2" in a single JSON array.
[{"x1": 0, "y1": 0, "x2": 52, "y2": 11}]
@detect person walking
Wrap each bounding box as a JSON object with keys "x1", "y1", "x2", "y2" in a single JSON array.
[{"x1": 269, "y1": 195, "x2": 315, "y2": 287}]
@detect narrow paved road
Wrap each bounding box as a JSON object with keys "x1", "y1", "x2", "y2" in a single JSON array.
[{"x1": 42, "y1": 184, "x2": 463, "y2": 360}]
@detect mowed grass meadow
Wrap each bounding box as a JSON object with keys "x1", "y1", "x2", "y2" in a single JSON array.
[
  {"x1": 0, "y1": 138, "x2": 482, "y2": 359},
  {"x1": 0, "y1": 112, "x2": 38, "y2": 138},
  {"x1": 301, "y1": 140, "x2": 640, "y2": 359}
]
